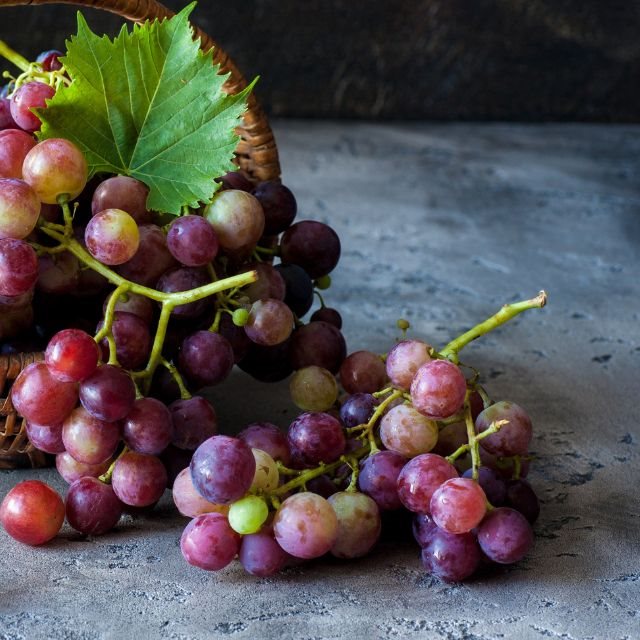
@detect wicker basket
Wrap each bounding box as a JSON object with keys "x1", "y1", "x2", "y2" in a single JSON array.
[{"x1": 0, "y1": 0, "x2": 281, "y2": 468}]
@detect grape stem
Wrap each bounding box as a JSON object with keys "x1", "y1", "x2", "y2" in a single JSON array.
[
  {"x1": 160, "y1": 358, "x2": 192, "y2": 400},
  {"x1": 439, "y1": 291, "x2": 548, "y2": 363},
  {"x1": 0, "y1": 39, "x2": 31, "y2": 72}
]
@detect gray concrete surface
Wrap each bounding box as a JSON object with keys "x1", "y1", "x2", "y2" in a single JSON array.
[{"x1": 1, "y1": 122, "x2": 639, "y2": 639}]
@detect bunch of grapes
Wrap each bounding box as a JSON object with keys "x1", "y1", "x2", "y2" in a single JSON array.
[{"x1": 0, "y1": 46, "x2": 547, "y2": 586}]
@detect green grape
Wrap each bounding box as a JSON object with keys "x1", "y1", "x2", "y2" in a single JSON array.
[
  {"x1": 289, "y1": 365, "x2": 338, "y2": 412},
  {"x1": 228, "y1": 495, "x2": 269, "y2": 535},
  {"x1": 232, "y1": 307, "x2": 249, "y2": 327}
]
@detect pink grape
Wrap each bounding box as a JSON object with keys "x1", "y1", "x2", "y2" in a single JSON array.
[
  {"x1": 62, "y1": 406, "x2": 120, "y2": 465},
  {"x1": 45, "y1": 328, "x2": 100, "y2": 383},
  {"x1": 11, "y1": 361, "x2": 78, "y2": 426},
  {"x1": 273, "y1": 492, "x2": 338, "y2": 559},
  {"x1": 22, "y1": 138, "x2": 87, "y2": 203},
  {"x1": 396, "y1": 453, "x2": 458, "y2": 513},
  {"x1": 0, "y1": 129, "x2": 36, "y2": 179},
  {"x1": 328, "y1": 491, "x2": 381, "y2": 559},
  {"x1": 430, "y1": 477, "x2": 487, "y2": 534},
  {"x1": 379, "y1": 404, "x2": 439, "y2": 457},
  {"x1": 410, "y1": 359, "x2": 467, "y2": 419},
  {"x1": 85, "y1": 209, "x2": 140, "y2": 266},
  {"x1": 0, "y1": 238, "x2": 38, "y2": 296},
  {"x1": 180, "y1": 513, "x2": 240, "y2": 571},
  {"x1": 0, "y1": 480, "x2": 64, "y2": 545},
  {"x1": 24, "y1": 421, "x2": 65, "y2": 454},
  {"x1": 0, "y1": 178, "x2": 40, "y2": 239},
  {"x1": 172, "y1": 468, "x2": 228, "y2": 518},
  {"x1": 56, "y1": 452, "x2": 111, "y2": 484},
  {"x1": 91, "y1": 176, "x2": 152, "y2": 224},
  {"x1": 111, "y1": 452, "x2": 168, "y2": 507},
  {"x1": 385, "y1": 339, "x2": 432, "y2": 390},
  {"x1": 339, "y1": 350, "x2": 387, "y2": 394},
  {"x1": 244, "y1": 298, "x2": 294, "y2": 346},
  {"x1": 10, "y1": 82, "x2": 55, "y2": 132},
  {"x1": 65, "y1": 477, "x2": 123, "y2": 535},
  {"x1": 475, "y1": 400, "x2": 533, "y2": 456}
]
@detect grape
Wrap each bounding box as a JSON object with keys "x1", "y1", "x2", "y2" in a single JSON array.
[
  {"x1": 252, "y1": 181, "x2": 297, "y2": 235},
  {"x1": 123, "y1": 397, "x2": 174, "y2": 455},
  {"x1": 0, "y1": 98, "x2": 15, "y2": 130},
  {"x1": 190, "y1": 436, "x2": 256, "y2": 504},
  {"x1": 385, "y1": 339, "x2": 432, "y2": 390},
  {"x1": 273, "y1": 492, "x2": 338, "y2": 559},
  {"x1": 228, "y1": 495, "x2": 269, "y2": 535},
  {"x1": 116, "y1": 224, "x2": 177, "y2": 287},
  {"x1": 462, "y1": 467, "x2": 507, "y2": 506},
  {"x1": 469, "y1": 389, "x2": 485, "y2": 421},
  {"x1": 475, "y1": 401, "x2": 533, "y2": 457},
  {"x1": 432, "y1": 421, "x2": 468, "y2": 456},
  {"x1": 477, "y1": 507, "x2": 534, "y2": 564},
  {"x1": 245, "y1": 298, "x2": 294, "y2": 346},
  {"x1": 280, "y1": 221, "x2": 340, "y2": 279},
  {"x1": 204, "y1": 190, "x2": 265, "y2": 251},
  {"x1": 167, "y1": 215, "x2": 219, "y2": 266},
  {"x1": 55, "y1": 451, "x2": 111, "y2": 484},
  {"x1": 410, "y1": 359, "x2": 467, "y2": 419},
  {"x1": 0, "y1": 238, "x2": 38, "y2": 296},
  {"x1": 97, "y1": 311, "x2": 151, "y2": 370},
  {"x1": 216, "y1": 171, "x2": 253, "y2": 192},
  {"x1": 11, "y1": 361, "x2": 78, "y2": 426},
  {"x1": 91, "y1": 176, "x2": 152, "y2": 224},
  {"x1": 111, "y1": 452, "x2": 168, "y2": 507},
  {"x1": 156, "y1": 267, "x2": 209, "y2": 318},
  {"x1": 218, "y1": 311, "x2": 252, "y2": 362},
  {"x1": 239, "y1": 529, "x2": 289, "y2": 576},
  {"x1": 505, "y1": 479, "x2": 540, "y2": 523},
  {"x1": 379, "y1": 404, "x2": 439, "y2": 458},
  {"x1": 310, "y1": 306, "x2": 342, "y2": 328},
  {"x1": 413, "y1": 513, "x2": 438, "y2": 547},
  {"x1": 79, "y1": 364, "x2": 136, "y2": 422},
  {"x1": 37, "y1": 251, "x2": 80, "y2": 295},
  {"x1": 22, "y1": 138, "x2": 87, "y2": 203},
  {"x1": 397, "y1": 453, "x2": 458, "y2": 513},
  {"x1": 180, "y1": 513, "x2": 240, "y2": 571},
  {"x1": 357, "y1": 450, "x2": 407, "y2": 511},
  {"x1": 339, "y1": 392, "x2": 376, "y2": 428},
  {"x1": 169, "y1": 396, "x2": 218, "y2": 450},
  {"x1": 290, "y1": 320, "x2": 346, "y2": 374},
  {"x1": 36, "y1": 50, "x2": 63, "y2": 71},
  {"x1": 65, "y1": 477, "x2": 123, "y2": 535},
  {"x1": 178, "y1": 330, "x2": 234, "y2": 389},
  {"x1": 44, "y1": 328, "x2": 99, "y2": 383},
  {"x1": 430, "y1": 477, "x2": 487, "y2": 534},
  {"x1": 172, "y1": 468, "x2": 228, "y2": 518},
  {"x1": 62, "y1": 406, "x2": 120, "y2": 465},
  {"x1": 85, "y1": 209, "x2": 140, "y2": 266},
  {"x1": 421, "y1": 529, "x2": 482, "y2": 582},
  {"x1": 102, "y1": 290, "x2": 154, "y2": 325},
  {"x1": 238, "y1": 338, "x2": 293, "y2": 382},
  {"x1": 237, "y1": 422, "x2": 291, "y2": 464},
  {"x1": 274, "y1": 263, "x2": 314, "y2": 317},
  {"x1": 24, "y1": 421, "x2": 65, "y2": 454},
  {"x1": 288, "y1": 412, "x2": 346, "y2": 465},
  {"x1": 328, "y1": 491, "x2": 381, "y2": 559},
  {"x1": 160, "y1": 445, "x2": 194, "y2": 488},
  {"x1": 289, "y1": 365, "x2": 338, "y2": 412},
  {"x1": 10, "y1": 82, "x2": 55, "y2": 132},
  {"x1": 0, "y1": 178, "x2": 40, "y2": 239},
  {"x1": 0, "y1": 129, "x2": 36, "y2": 179},
  {"x1": 0, "y1": 480, "x2": 64, "y2": 545},
  {"x1": 242, "y1": 262, "x2": 285, "y2": 302},
  {"x1": 339, "y1": 350, "x2": 387, "y2": 394},
  {"x1": 306, "y1": 474, "x2": 339, "y2": 498},
  {"x1": 250, "y1": 448, "x2": 280, "y2": 492}
]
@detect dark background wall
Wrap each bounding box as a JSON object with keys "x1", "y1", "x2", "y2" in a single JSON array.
[{"x1": 1, "y1": 0, "x2": 639, "y2": 121}]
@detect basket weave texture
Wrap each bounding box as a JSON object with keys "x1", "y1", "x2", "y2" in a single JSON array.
[{"x1": 0, "y1": 0, "x2": 281, "y2": 468}]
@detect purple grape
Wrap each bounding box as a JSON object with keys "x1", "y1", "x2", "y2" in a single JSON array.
[
  {"x1": 36, "y1": 50, "x2": 63, "y2": 72},
  {"x1": 287, "y1": 412, "x2": 346, "y2": 465},
  {"x1": 421, "y1": 529, "x2": 482, "y2": 582},
  {"x1": 62, "y1": 406, "x2": 120, "y2": 465},
  {"x1": 237, "y1": 422, "x2": 291, "y2": 464},
  {"x1": 65, "y1": 477, "x2": 123, "y2": 535},
  {"x1": 274, "y1": 263, "x2": 314, "y2": 317},
  {"x1": 310, "y1": 307, "x2": 342, "y2": 328},
  {"x1": 91, "y1": 176, "x2": 152, "y2": 224},
  {"x1": 306, "y1": 474, "x2": 339, "y2": 498},
  {"x1": 218, "y1": 312, "x2": 252, "y2": 362},
  {"x1": 24, "y1": 421, "x2": 65, "y2": 455},
  {"x1": 339, "y1": 393, "x2": 376, "y2": 428},
  {"x1": 238, "y1": 338, "x2": 293, "y2": 382},
  {"x1": 123, "y1": 397, "x2": 174, "y2": 455},
  {"x1": 111, "y1": 452, "x2": 168, "y2": 507},
  {"x1": 79, "y1": 364, "x2": 136, "y2": 423},
  {"x1": 97, "y1": 311, "x2": 151, "y2": 370},
  {"x1": 358, "y1": 450, "x2": 408, "y2": 511},
  {"x1": 252, "y1": 181, "x2": 297, "y2": 235},
  {"x1": 156, "y1": 267, "x2": 210, "y2": 318},
  {"x1": 177, "y1": 330, "x2": 234, "y2": 389},
  {"x1": 476, "y1": 401, "x2": 533, "y2": 457},
  {"x1": 216, "y1": 171, "x2": 253, "y2": 192},
  {"x1": 190, "y1": 435, "x2": 256, "y2": 504},
  {"x1": 10, "y1": 82, "x2": 55, "y2": 132},
  {"x1": 167, "y1": 215, "x2": 219, "y2": 267},
  {"x1": 506, "y1": 479, "x2": 540, "y2": 523},
  {"x1": 290, "y1": 321, "x2": 346, "y2": 374},
  {"x1": 0, "y1": 98, "x2": 15, "y2": 130},
  {"x1": 169, "y1": 396, "x2": 218, "y2": 451},
  {"x1": 244, "y1": 298, "x2": 294, "y2": 346},
  {"x1": 239, "y1": 529, "x2": 289, "y2": 576},
  {"x1": 477, "y1": 507, "x2": 534, "y2": 564},
  {"x1": 339, "y1": 350, "x2": 387, "y2": 394},
  {"x1": 279, "y1": 221, "x2": 340, "y2": 279},
  {"x1": 0, "y1": 238, "x2": 38, "y2": 296},
  {"x1": 242, "y1": 262, "x2": 285, "y2": 302},
  {"x1": 159, "y1": 445, "x2": 193, "y2": 488},
  {"x1": 180, "y1": 513, "x2": 241, "y2": 571},
  {"x1": 463, "y1": 467, "x2": 507, "y2": 506},
  {"x1": 413, "y1": 513, "x2": 438, "y2": 547},
  {"x1": 396, "y1": 454, "x2": 458, "y2": 514}
]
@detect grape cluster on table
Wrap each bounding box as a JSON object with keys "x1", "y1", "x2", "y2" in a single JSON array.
[{"x1": 0, "y1": 49, "x2": 541, "y2": 585}]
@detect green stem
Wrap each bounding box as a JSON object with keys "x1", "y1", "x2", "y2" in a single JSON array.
[
  {"x1": 131, "y1": 303, "x2": 173, "y2": 388},
  {"x1": 0, "y1": 40, "x2": 31, "y2": 72},
  {"x1": 99, "y1": 446, "x2": 130, "y2": 484},
  {"x1": 95, "y1": 283, "x2": 130, "y2": 344},
  {"x1": 440, "y1": 291, "x2": 547, "y2": 363},
  {"x1": 160, "y1": 358, "x2": 191, "y2": 400}
]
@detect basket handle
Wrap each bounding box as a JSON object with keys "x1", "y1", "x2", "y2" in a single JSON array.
[{"x1": 0, "y1": 0, "x2": 281, "y2": 181}]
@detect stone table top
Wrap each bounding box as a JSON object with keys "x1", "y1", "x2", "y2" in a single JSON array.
[{"x1": 1, "y1": 122, "x2": 638, "y2": 640}]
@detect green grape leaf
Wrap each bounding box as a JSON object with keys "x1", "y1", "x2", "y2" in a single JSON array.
[{"x1": 37, "y1": 3, "x2": 253, "y2": 214}]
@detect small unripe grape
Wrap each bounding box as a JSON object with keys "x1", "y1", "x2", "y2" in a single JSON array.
[{"x1": 228, "y1": 495, "x2": 269, "y2": 535}]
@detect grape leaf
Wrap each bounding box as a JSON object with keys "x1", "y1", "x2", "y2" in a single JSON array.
[{"x1": 37, "y1": 3, "x2": 254, "y2": 214}]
